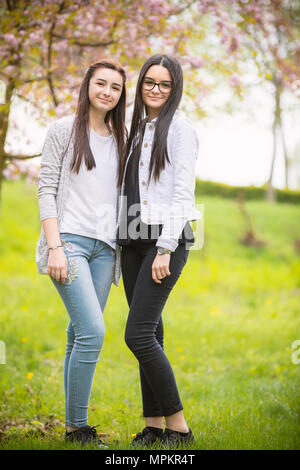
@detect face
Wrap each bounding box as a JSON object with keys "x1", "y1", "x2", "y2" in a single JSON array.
[
  {"x1": 88, "y1": 67, "x2": 123, "y2": 113},
  {"x1": 141, "y1": 65, "x2": 172, "y2": 116}
]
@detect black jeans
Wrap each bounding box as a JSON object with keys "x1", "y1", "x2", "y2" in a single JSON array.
[{"x1": 121, "y1": 241, "x2": 189, "y2": 417}]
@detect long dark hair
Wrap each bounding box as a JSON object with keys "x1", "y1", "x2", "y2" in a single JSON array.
[
  {"x1": 69, "y1": 59, "x2": 127, "y2": 185},
  {"x1": 123, "y1": 54, "x2": 183, "y2": 185}
]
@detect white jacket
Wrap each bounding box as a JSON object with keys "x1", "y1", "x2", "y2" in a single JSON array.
[{"x1": 118, "y1": 111, "x2": 201, "y2": 251}]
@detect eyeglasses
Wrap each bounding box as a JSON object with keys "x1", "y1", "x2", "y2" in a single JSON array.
[{"x1": 142, "y1": 78, "x2": 172, "y2": 94}]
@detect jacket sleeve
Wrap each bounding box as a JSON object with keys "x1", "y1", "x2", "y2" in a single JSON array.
[
  {"x1": 38, "y1": 122, "x2": 65, "y2": 222},
  {"x1": 156, "y1": 119, "x2": 199, "y2": 252}
]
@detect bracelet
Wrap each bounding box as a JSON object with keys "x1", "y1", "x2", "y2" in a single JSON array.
[
  {"x1": 49, "y1": 245, "x2": 63, "y2": 250},
  {"x1": 157, "y1": 246, "x2": 172, "y2": 255}
]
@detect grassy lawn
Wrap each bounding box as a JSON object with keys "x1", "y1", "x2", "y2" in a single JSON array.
[{"x1": 0, "y1": 180, "x2": 299, "y2": 450}]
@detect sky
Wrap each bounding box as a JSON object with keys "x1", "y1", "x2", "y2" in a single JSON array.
[{"x1": 3, "y1": 79, "x2": 300, "y2": 191}]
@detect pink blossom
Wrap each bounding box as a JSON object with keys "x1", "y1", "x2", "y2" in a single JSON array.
[
  {"x1": 230, "y1": 73, "x2": 241, "y2": 87},
  {"x1": 190, "y1": 56, "x2": 205, "y2": 68}
]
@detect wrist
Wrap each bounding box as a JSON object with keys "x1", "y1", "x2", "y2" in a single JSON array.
[
  {"x1": 157, "y1": 246, "x2": 172, "y2": 255},
  {"x1": 48, "y1": 244, "x2": 63, "y2": 251}
]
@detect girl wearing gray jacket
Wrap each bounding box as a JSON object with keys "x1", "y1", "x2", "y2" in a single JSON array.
[{"x1": 36, "y1": 59, "x2": 126, "y2": 446}]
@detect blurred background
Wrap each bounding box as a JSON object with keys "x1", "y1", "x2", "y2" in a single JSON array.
[{"x1": 0, "y1": 0, "x2": 299, "y2": 450}]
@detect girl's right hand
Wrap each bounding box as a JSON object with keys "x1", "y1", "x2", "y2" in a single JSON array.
[{"x1": 48, "y1": 247, "x2": 68, "y2": 284}]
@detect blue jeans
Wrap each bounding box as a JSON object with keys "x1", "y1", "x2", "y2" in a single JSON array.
[{"x1": 51, "y1": 233, "x2": 115, "y2": 428}]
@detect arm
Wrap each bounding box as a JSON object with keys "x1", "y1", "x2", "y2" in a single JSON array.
[
  {"x1": 156, "y1": 119, "x2": 199, "y2": 252},
  {"x1": 152, "y1": 119, "x2": 199, "y2": 283},
  {"x1": 38, "y1": 122, "x2": 68, "y2": 283},
  {"x1": 42, "y1": 218, "x2": 68, "y2": 283}
]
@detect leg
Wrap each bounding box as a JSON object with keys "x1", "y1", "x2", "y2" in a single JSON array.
[
  {"x1": 88, "y1": 240, "x2": 115, "y2": 314},
  {"x1": 51, "y1": 235, "x2": 107, "y2": 428},
  {"x1": 64, "y1": 320, "x2": 75, "y2": 426},
  {"x1": 121, "y1": 244, "x2": 164, "y2": 423},
  {"x1": 124, "y1": 242, "x2": 189, "y2": 420}
]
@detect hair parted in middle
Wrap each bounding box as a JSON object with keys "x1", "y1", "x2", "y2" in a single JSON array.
[
  {"x1": 122, "y1": 54, "x2": 183, "y2": 186},
  {"x1": 67, "y1": 58, "x2": 127, "y2": 187}
]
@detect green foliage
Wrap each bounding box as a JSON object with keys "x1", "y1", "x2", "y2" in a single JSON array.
[
  {"x1": 195, "y1": 179, "x2": 300, "y2": 204},
  {"x1": 0, "y1": 181, "x2": 300, "y2": 450}
]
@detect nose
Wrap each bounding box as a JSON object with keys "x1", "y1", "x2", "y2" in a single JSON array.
[
  {"x1": 103, "y1": 85, "x2": 111, "y2": 97},
  {"x1": 152, "y1": 83, "x2": 160, "y2": 93}
]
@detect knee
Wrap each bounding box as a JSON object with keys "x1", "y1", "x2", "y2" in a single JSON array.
[
  {"x1": 76, "y1": 320, "x2": 105, "y2": 352},
  {"x1": 124, "y1": 324, "x2": 142, "y2": 355},
  {"x1": 124, "y1": 328, "x2": 135, "y2": 353}
]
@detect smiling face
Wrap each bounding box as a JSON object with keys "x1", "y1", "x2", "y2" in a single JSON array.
[
  {"x1": 88, "y1": 67, "x2": 123, "y2": 113},
  {"x1": 141, "y1": 65, "x2": 172, "y2": 119}
]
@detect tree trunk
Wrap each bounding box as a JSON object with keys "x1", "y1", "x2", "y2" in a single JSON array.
[
  {"x1": 0, "y1": 80, "x2": 14, "y2": 213},
  {"x1": 279, "y1": 116, "x2": 289, "y2": 189},
  {"x1": 266, "y1": 79, "x2": 281, "y2": 203}
]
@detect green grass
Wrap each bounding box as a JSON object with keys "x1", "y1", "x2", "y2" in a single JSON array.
[{"x1": 0, "y1": 180, "x2": 300, "y2": 450}]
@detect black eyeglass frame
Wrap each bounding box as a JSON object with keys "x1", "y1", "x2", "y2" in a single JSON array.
[{"x1": 142, "y1": 78, "x2": 173, "y2": 94}]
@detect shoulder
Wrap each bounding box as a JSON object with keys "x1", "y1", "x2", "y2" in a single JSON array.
[
  {"x1": 47, "y1": 115, "x2": 75, "y2": 138},
  {"x1": 169, "y1": 111, "x2": 199, "y2": 143},
  {"x1": 169, "y1": 111, "x2": 197, "y2": 135}
]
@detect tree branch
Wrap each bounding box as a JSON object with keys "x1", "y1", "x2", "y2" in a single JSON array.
[
  {"x1": 46, "y1": 2, "x2": 66, "y2": 108},
  {"x1": 4, "y1": 153, "x2": 41, "y2": 161},
  {"x1": 52, "y1": 33, "x2": 114, "y2": 48}
]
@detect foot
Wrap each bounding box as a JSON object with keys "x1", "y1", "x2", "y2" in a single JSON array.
[
  {"x1": 130, "y1": 426, "x2": 163, "y2": 447},
  {"x1": 65, "y1": 425, "x2": 108, "y2": 448},
  {"x1": 161, "y1": 427, "x2": 195, "y2": 448}
]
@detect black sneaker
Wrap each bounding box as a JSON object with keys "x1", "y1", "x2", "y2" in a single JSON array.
[
  {"x1": 64, "y1": 425, "x2": 108, "y2": 448},
  {"x1": 161, "y1": 427, "x2": 195, "y2": 448},
  {"x1": 131, "y1": 426, "x2": 164, "y2": 447}
]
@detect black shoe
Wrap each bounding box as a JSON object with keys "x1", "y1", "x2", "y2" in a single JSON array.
[
  {"x1": 64, "y1": 425, "x2": 108, "y2": 448},
  {"x1": 161, "y1": 428, "x2": 195, "y2": 448},
  {"x1": 131, "y1": 426, "x2": 164, "y2": 447}
]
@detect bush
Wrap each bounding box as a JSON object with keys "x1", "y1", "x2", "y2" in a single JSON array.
[{"x1": 195, "y1": 179, "x2": 300, "y2": 204}]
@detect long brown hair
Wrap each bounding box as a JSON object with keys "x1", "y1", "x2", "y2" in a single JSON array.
[{"x1": 69, "y1": 59, "x2": 127, "y2": 186}]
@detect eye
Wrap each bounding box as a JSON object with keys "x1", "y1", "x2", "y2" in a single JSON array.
[{"x1": 161, "y1": 82, "x2": 172, "y2": 89}]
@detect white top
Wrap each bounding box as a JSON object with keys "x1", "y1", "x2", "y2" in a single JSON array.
[{"x1": 60, "y1": 128, "x2": 118, "y2": 249}]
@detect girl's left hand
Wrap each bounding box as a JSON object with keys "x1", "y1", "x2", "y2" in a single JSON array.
[{"x1": 152, "y1": 254, "x2": 171, "y2": 284}]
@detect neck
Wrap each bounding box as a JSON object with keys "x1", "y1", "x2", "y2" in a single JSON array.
[
  {"x1": 147, "y1": 107, "x2": 160, "y2": 123},
  {"x1": 88, "y1": 107, "x2": 108, "y2": 134}
]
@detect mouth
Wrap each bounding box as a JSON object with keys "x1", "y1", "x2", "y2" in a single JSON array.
[
  {"x1": 98, "y1": 97, "x2": 112, "y2": 103},
  {"x1": 148, "y1": 96, "x2": 162, "y2": 101}
]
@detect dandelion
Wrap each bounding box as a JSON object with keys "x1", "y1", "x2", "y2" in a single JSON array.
[
  {"x1": 26, "y1": 372, "x2": 34, "y2": 380},
  {"x1": 131, "y1": 433, "x2": 136, "y2": 438},
  {"x1": 21, "y1": 338, "x2": 28, "y2": 343}
]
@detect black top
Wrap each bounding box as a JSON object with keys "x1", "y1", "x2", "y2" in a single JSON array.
[{"x1": 116, "y1": 151, "x2": 195, "y2": 247}]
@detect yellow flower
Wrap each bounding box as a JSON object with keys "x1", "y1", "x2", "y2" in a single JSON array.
[
  {"x1": 21, "y1": 338, "x2": 28, "y2": 343},
  {"x1": 131, "y1": 434, "x2": 136, "y2": 438},
  {"x1": 176, "y1": 347, "x2": 183, "y2": 352},
  {"x1": 180, "y1": 355, "x2": 186, "y2": 360},
  {"x1": 210, "y1": 306, "x2": 220, "y2": 316},
  {"x1": 26, "y1": 372, "x2": 34, "y2": 380}
]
